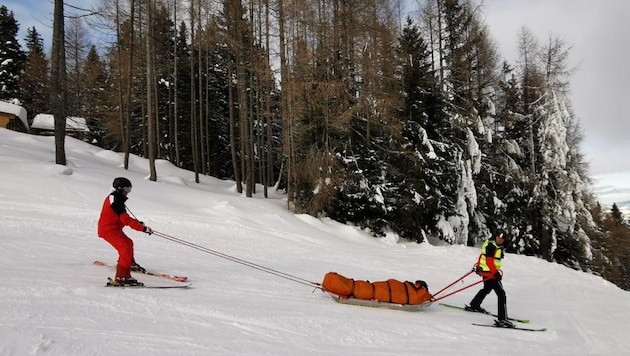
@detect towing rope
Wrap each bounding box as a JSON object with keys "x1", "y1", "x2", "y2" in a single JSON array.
[
  {"x1": 429, "y1": 268, "x2": 492, "y2": 302},
  {"x1": 152, "y1": 230, "x2": 323, "y2": 290}
]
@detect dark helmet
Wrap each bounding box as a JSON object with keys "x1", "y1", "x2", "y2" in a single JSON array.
[
  {"x1": 415, "y1": 280, "x2": 428, "y2": 290},
  {"x1": 112, "y1": 177, "x2": 132, "y2": 191},
  {"x1": 494, "y1": 228, "x2": 509, "y2": 247}
]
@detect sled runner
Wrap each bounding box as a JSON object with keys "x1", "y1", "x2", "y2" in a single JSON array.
[{"x1": 327, "y1": 292, "x2": 432, "y2": 311}]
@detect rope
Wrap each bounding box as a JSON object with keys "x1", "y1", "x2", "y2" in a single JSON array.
[
  {"x1": 152, "y1": 230, "x2": 323, "y2": 290},
  {"x1": 430, "y1": 277, "x2": 489, "y2": 302},
  {"x1": 429, "y1": 267, "x2": 492, "y2": 302}
]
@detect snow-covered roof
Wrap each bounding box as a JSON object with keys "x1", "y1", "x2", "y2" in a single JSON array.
[
  {"x1": 0, "y1": 101, "x2": 28, "y2": 131},
  {"x1": 31, "y1": 114, "x2": 90, "y2": 132}
]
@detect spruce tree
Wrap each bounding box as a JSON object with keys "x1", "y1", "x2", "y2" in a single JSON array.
[
  {"x1": 173, "y1": 20, "x2": 192, "y2": 169},
  {"x1": 611, "y1": 203, "x2": 624, "y2": 226},
  {"x1": 393, "y1": 17, "x2": 456, "y2": 241},
  {"x1": 20, "y1": 26, "x2": 49, "y2": 121},
  {"x1": 487, "y1": 62, "x2": 533, "y2": 251},
  {"x1": 80, "y1": 45, "x2": 108, "y2": 145},
  {"x1": 525, "y1": 36, "x2": 592, "y2": 267},
  {"x1": 0, "y1": 5, "x2": 26, "y2": 101}
]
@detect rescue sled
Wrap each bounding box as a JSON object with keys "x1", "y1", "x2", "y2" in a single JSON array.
[
  {"x1": 322, "y1": 272, "x2": 432, "y2": 311},
  {"x1": 327, "y1": 292, "x2": 433, "y2": 311}
]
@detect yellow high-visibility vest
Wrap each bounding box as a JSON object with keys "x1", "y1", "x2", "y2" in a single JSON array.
[{"x1": 478, "y1": 239, "x2": 504, "y2": 272}]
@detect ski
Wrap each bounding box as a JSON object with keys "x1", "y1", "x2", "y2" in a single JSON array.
[
  {"x1": 105, "y1": 278, "x2": 191, "y2": 289},
  {"x1": 94, "y1": 260, "x2": 188, "y2": 282},
  {"x1": 439, "y1": 303, "x2": 530, "y2": 323},
  {"x1": 472, "y1": 323, "x2": 546, "y2": 332}
]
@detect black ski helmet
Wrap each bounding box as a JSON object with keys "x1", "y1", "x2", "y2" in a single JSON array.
[{"x1": 112, "y1": 177, "x2": 132, "y2": 191}]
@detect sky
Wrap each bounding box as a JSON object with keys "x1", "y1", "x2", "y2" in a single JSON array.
[
  {"x1": 478, "y1": 0, "x2": 630, "y2": 208},
  {"x1": 1, "y1": 126, "x2": 630, "y2": 355},
  {"x1": 3, "y1": 0, "x2": 629, "y2": 208}
]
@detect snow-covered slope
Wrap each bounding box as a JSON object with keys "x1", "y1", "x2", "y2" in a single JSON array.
[{"x1": 1, "y1": 128, "x2": 628, "y2": 356}]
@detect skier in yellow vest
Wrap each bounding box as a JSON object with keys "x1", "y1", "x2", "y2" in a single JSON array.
[{"x1": 465, "y1": 229, "x2": 514, "y2": 328}]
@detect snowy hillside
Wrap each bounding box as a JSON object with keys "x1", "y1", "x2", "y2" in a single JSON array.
[{"x1": 1, "y1": 128, "x2": 629, "y2": 356}]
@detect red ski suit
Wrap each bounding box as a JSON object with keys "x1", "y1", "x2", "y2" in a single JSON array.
[{"x1": 97, "y1": 191, "x2": 145, "y2": 279}]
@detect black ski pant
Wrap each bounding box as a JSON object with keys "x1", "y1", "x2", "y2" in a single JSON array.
[{"x1": 470, "y1": 278, "x2": 507, "y2": 320}]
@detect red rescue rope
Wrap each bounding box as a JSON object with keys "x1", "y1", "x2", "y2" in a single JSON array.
[{"x1": 429, "y1": 268, "x2": 492, "y2": 302}]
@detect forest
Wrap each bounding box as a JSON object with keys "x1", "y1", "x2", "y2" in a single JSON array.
[{"x1": 0, "y1": 0, "x2": 628, "y2": 289}]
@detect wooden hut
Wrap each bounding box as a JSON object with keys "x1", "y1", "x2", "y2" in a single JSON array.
[
  {"x1": 31, "y1": 114, "x2": 90, "y2": 137},
  {"x1": 0, "y1": 101, "x2": 29, "y2": 133}
]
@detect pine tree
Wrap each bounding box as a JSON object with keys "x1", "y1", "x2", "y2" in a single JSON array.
[
  {"x1": 151, "y1": 3, "x2": 175, "y2": 162},
  {"x1": 65, "y1": 16, "x2": 89, "y2": 116},
  {"x1": 20, "y1": 26, "x2": 49, "y2": 122},
  {"x1": 488, "y1": 62, "x2": 535, "y2": 252},
  {"x1": 173, "y1": 20, "x2": 192, "y2": 169},
  {"x1": 80, "y1": 45, "x2": 108, "y2": 145},
  {"x1": 431, "y1": 0, "x2": 499, "y2": 244},
  {"x1": 611, "y1": 203, "x2": 624, "y2": 225},
  {"x1": 393, "y1": 17, "x2": 456, "y2": 241},
  {"x1": 0, "y1": 5, "x2": 26, "y2": 101},
  {"x1": 521, "y1": 35, "x2": 593, "y2": 267}
]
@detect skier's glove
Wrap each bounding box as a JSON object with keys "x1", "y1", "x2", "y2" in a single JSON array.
[
  {"x1": 494, "y1": 271, "x2": 502, "y2": 281},
  {"x1": 143, "y1": 226, "x2": 153, "y2": 235}
]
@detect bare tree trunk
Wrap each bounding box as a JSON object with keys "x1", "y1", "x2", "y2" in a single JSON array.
[
  {"x1": 224, "y1": 0, "x2": 243, "y2": 193},
  {"x1": 51, "y1": 0, "x2": 66, "y2": 165},
  {"x1": 243, "y1": 0, "x2": 254, "y2": 197},
  {"x1": 228, "y1": 64, "x2": 242, "y2": 193},
  {"x1": 124, "y1": 0, "x2": 136, "y2": 169},
  {"x1": 146, "y1": 0, "x2": 157, "y2": 181},
  {"x1": 238, "y1": 45, "x2": 249, "y2": 195},
  {"x1": 115, "y1": 0, "x2": 125, "y2": 155},
  {"x1": 277, "y1": 0, "x2": 292, "y2": 207},
  {"x1": 437, "y1": 0, "x2": 444, "y2": 87},
  {"x1": 173, "y1": 0, "x2": 180, "y2": 166},
  {"x1": 197, "y1": 2, "x2": 205, "y2": 175},
  {"x1": 167, "y1": 0, "x2": 174, "y2": 163},
  {"x1": 190, "y1": 0, "x2": 200, "y2": 183},
  {"x1": 264, "y1": 0, "x2": 273, "y2": 198},
  {"x1": 204, "y1": 23, "x2": 211, "y2": 176}
]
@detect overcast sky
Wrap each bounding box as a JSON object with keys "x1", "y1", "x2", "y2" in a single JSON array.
[
  {"x1": 5, "y1": 0, "x2": 629, "y2": 205},
  {"x1": 479, "y1": 0, "x2": 630, "y2": 205}
]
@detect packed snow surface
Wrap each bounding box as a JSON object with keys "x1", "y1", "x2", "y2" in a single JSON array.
[{"x1": 1, "y1": 128, "x2": 629, "y2": 355}]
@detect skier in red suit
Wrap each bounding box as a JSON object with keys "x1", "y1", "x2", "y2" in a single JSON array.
[{"x1": 98, "y1": 177, "x2": 153, "y2": 286}]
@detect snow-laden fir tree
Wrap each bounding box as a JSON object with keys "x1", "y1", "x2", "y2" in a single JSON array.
[{"x1": 0, "y1": 5, "x2": 25, "y2": 101}]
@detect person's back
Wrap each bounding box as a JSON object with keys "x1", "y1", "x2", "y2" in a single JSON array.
[{"x1": 98, "y1": 190, "x2": 128, "y2": 236}]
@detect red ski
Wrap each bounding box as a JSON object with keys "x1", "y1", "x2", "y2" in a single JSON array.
[{"x1": 93, "y1": 260, "x2": 188, "y2": 282}]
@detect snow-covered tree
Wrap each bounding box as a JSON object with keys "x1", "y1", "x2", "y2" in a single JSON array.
[
  {"x1": 0, "y1": 5, "x2": 25, "y2": 101},
  {"x1": 20, "y1": 26, "x2": 49, "y2": 122},
  {"x1": 504, "y1": 33, "x2": 594, "y2": 267}
]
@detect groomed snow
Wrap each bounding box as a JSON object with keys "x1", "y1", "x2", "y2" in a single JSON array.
[{"x1": 1, "y1": 127, "x2": 629, "y2": 356}]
